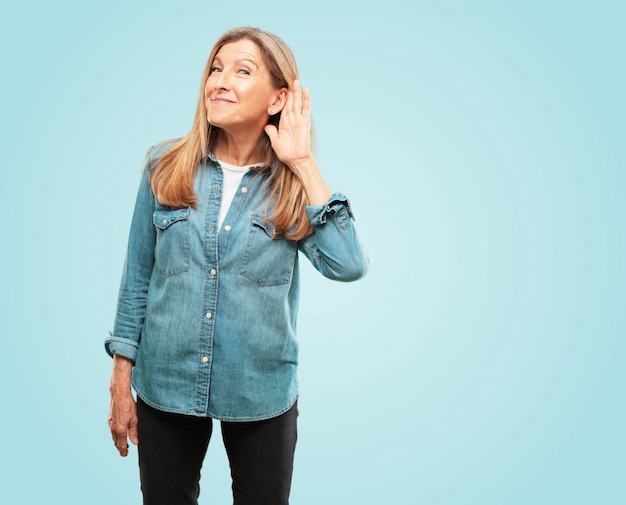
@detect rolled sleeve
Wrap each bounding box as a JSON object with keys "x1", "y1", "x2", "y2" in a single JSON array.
[
  {"x1": 301, "y1": 193, "x2": 369, "y2": 281},
  {"x1": 306, "y1": 193, "x2": 354, "y2": 227},
  {"x1": 105, "y1": 335, "x2": 140, "y2": 361}
]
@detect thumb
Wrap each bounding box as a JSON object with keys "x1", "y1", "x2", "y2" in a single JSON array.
[
  {"x1": 264, "y1": 124, "x2": 278, "y2": 144},
  {"x1": 129, "y1": 414, "x2": 139, "y2": 446}
]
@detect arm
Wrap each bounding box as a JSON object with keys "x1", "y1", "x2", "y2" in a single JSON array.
[
  {"x1": 265, "y1": 80, "x2": 369, "y2": 280},
  {"x1": 300, "y1": 193, "x2": 369, "y2": 281},
  {"x1": 286, "y1": 154, "x2": 331, "y2": 207},
  {"x1": 105, "y1": 166, "x2": 156, "y2": 360},
  {"x1": 105, "y1": 155, "x2": 157, "y2": 455}
]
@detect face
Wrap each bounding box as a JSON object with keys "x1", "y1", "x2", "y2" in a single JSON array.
[{"x1": 204, "y1": 39, "x2": 285, "y2": 134}]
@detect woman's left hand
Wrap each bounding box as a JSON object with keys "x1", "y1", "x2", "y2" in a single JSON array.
[{"x1": 264, "y1": 80, "x2": 313, "y2": 167}]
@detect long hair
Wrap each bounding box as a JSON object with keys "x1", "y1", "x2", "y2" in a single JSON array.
[{"x1": 149, "y1": 26, "x2": 314, "y2": 240}]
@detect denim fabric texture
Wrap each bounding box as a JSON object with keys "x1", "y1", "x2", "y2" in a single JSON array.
[{"x1": 105, "y1": 146, "x2": 369, "y2": 421}]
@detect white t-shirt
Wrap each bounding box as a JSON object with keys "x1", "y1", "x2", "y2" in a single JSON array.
[{"x1": 216, "y1": 160, "x2": 258, "y2": 230}]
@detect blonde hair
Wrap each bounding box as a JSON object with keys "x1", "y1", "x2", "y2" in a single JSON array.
[{"x1": 149, "y1": 26, "x2": 314, "y2": 240}]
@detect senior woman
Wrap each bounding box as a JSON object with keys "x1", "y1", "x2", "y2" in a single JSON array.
[{"x1": 105, "y1": 26, "x2": 368, "y2": 505}]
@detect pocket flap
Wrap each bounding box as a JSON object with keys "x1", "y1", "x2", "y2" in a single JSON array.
[
  {"x1": 153, "y1": 208, "x2": 191, "y2": 230},
  {"x1": 250, "y1": 213, "x2": 277, "y2": 239}
]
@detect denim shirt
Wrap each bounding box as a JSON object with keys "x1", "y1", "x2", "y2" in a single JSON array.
[{"x1": 105, "y1": 147, "x2": 369, "y2": 421}]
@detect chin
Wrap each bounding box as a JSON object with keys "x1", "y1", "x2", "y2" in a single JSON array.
[{"x1": 207, "y1": 114, "x2": 223, "y2": 128}]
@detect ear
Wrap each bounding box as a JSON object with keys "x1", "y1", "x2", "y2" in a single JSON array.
[{"x1": 269, "y1": 88, "x2": 288, "y2": 114}]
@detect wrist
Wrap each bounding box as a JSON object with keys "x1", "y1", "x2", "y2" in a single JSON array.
[
  {"x1": 110, "y1": 354, "x2": 133, "y2": 391},
  {"x1": 113, "y1": 353, "x2": 134, "y2": 368},
  {"x1": 288, "y1": 154, "x2": 316, "y2": 175}
]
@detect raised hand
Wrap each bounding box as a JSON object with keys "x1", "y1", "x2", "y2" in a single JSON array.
[
  {"x1": 264, "y1": 80, "x2": 313, "y2": 167},
  {"x1": 265, "y1": 79, "x2": 331, "y2": 205}
]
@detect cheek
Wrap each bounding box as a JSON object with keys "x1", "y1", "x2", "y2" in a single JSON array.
[
  {"x1": 203, "y1": 80, "x2": 213, "y2": 100},
  {"x1": 204, "y1": 87, "x2": 213, "y2": 117}
]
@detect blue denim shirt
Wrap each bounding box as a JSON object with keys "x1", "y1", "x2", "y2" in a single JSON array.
[{"x1": 105, "y1": 147, "x2": 369, "y2": 421}]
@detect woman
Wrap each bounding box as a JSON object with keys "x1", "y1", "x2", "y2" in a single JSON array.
[{"x1": 106, "y1": 26, "x2": 368, "y2": 505}]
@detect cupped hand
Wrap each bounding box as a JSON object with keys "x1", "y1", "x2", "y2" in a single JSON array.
[{"x1": 264, "y1": 80, "x2": 313, "y2": 167}]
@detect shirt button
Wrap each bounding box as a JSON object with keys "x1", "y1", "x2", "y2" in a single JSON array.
[
  {"x1": 163, "y1": 218, "x2": 167, "y2": 224},
  {"x1": 206, "y1": 312, "x2": 212, "y2": 319},
  {"x1": 202, "y1": 355, "x2": 209, "y2": 363},
  {"x1": 224, "y1": 225, "x2": 231, "y2": 232},
  {"x1": 210, "y1": 268, "x2": 216, "y2": 276},
  {"x1": 241, "y1": 187, "x2": 248, "y2": 194}
]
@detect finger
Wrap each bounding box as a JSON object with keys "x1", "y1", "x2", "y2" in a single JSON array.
[
  {"x1": 292, "y1": 80, "x2": 303, "y2": 113},
  {"x1": 108, "y1": 417, "x2": 118, "y2": 444},
  {"x1": 129, "y1": 415, "x2": 139, "y2": 446},
  {"x1": 110, "y1": 417, "x2": 130, "y2": 455},
  {"x1": 283, "y1": 88, "x2": 294, "y2": 115},
  {"x1": 302, "y1": 87, "x2": 311, "y2": 116},
  {"x1": 114, "y1": 431, "x2": 129, "y2": 456},
  {"x1": 110, "y1": 426, "x2": 128, "y2": 456},
  {"x1": 264, "y1": 124, "x2": 278, "y2": 144},
  {"x1": 117, "y1": 437, "x2": 129, "y2": 457}
]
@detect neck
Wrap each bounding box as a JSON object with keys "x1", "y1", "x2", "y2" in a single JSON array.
[{"x1": 213, "y1": 129, "x2": 264, "y2": 166}]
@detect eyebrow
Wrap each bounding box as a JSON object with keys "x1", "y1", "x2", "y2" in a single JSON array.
[{"x1": 212, "y1": 56, "x2": 259, "y2": 69}]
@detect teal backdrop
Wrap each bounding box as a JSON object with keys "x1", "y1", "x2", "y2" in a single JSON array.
[{"x1": 1, "y1": 0, "x2": 624, "y2": 503}]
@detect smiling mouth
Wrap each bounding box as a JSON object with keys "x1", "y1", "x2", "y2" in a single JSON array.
[{"x1": 211, "y1": 97, "x2": 235, "y2": 104}]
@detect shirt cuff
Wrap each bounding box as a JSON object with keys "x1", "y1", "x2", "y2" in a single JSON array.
[
  {"x1": 306, "y1": 193, "x2": 354, "y2": 226},
  {"x1": 105, "y1": 335, "x2": 139, "y2": 362}
]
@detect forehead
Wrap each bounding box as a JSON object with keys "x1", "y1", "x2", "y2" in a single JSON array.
[{"x1": 214, "y1": 39, "x2": 264, "y2": 64}]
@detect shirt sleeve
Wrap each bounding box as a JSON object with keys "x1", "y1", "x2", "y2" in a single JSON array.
[
  {"x1": 299, "y1": 193, "x2": 369, "y2": 281},
  {"x1": 104, "y1": 163, "x2": 156, "y2": 362}
]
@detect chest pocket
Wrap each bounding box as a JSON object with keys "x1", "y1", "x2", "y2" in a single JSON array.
[
  {"x1": 240, "y1": 213, "x2": 297, "y2": 286},
  {"x1": 153, "y1": 207, "x2": 191, "y2": 277}
]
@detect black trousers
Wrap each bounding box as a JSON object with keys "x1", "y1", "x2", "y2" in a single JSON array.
[{"x1": 136, "y1": 397, "x2": 298, "y2": 505}]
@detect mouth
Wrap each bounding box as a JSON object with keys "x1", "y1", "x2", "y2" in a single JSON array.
[{"x1": 210, "y1": 97, "x2": 235, "y2": 105}]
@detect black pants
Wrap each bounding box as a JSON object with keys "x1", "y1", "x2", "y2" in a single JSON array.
[{"x1": 136, "y1": 397, "x2": 298, "y2": 505}]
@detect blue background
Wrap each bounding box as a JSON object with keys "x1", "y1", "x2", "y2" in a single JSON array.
[{"x1": 1, "y1": 0, "x2": 624, "y2": 503}]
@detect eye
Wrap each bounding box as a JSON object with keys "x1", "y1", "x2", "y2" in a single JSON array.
[
  {"x1": 210, "y1": 66, "x2": 222, "y2": 73},
  {"x1": 238, "y1": 68, "x2": 251, "y2": 75}
]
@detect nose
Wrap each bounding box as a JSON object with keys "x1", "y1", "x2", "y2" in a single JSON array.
[{"x1": 213, "y1": 71, "x2": 230, "y2": 91}]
